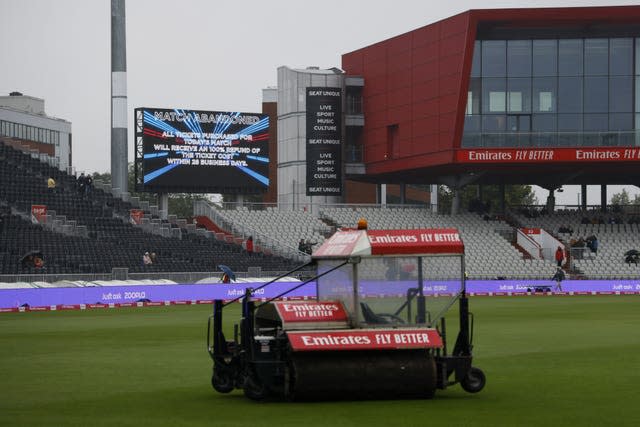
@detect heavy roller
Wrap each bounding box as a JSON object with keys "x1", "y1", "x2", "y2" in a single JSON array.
[{"x1": 206, "y1": 227, "x2": 485, "y2": 400}]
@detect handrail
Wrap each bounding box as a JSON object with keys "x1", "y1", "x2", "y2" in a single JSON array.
[{"x1": 517, "y1": 228, "x2": 543, "y2": 259}]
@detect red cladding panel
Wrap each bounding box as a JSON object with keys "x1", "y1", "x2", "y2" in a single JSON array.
[
  {"x1": 387, "y1": 32, "x2": 413, "y2": 54},
  {"x1": 388, "y1": 50, "x2": 413, "y2": 73},
  {"x1": 342, "y1": 51, "x2": 364, "y2": 74},
  {"x1": 388, "y1": 87, "x2": 413, "y2": 108},
  {"x1": 388, "y1": 69, "x2": 412, "y2": 90}
]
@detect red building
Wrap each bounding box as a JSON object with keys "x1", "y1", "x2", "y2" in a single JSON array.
[{"x1": 342, "y1": 6, "x2": 640, "y2": 202}]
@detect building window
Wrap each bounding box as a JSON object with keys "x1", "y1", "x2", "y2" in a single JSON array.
[{"x1": 463, "y1": 36, "x2": 640, "y2": 149}]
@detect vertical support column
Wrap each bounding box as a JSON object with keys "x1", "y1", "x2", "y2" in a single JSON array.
[
  {"x1": 451, "y1": 187, "x2": 461, "y2": 215},
  {"x1": 111, "y1": 0, "x2": 128, "y2": 195},
  {"x1": 379, "y1": 184, "x2": 387, "y2": 206},
  {"x1": 546, "y1": 189, "x2": 556, "y2": 212},
  {"x1": 399, "y1": 183, "x2": 406, "y2": 205},
  {"x1": 158, "y1": 193, "x2": 168, "y2": 220},
  {"x1": 430, "y1": 184, "x2": 438, "y2": 213},
  {"x1": 581, "y1": 184, "x2": 587, "y2": 210},
  {"x1": 499, "y1": 184, "x2": 506, "y2": 213},
  {"x1": 601, "y1": 185, "x2": 607, "y2": 212}
]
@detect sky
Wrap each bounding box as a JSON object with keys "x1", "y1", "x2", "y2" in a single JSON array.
[{"x1": 1, "y1": 0, "x2": 639, "y2": 206}]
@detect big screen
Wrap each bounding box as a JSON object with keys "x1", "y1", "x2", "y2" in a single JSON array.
[{"x1": 135, "y1": 107, "x2": 269, "y2": 193}]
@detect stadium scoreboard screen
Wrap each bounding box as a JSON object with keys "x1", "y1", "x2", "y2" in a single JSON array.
[{"x1": 134, "y1": 107, "x2": 269, "y2": 193}]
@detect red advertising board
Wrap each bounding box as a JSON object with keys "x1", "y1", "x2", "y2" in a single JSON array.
[
  {"x1": 367, "y1": 228, "x2": 463, "y2": 255},
  {"x1": 313, "y1": 228, "x2": 464, "y2": 257},
  {"x1": 521, "y1": 228, "x2": 541, "y2": 235},
  {"x1": 274, "y1": 301, "x2": 348, "y2": 323},
  {"x1": 31, "y1": 204, "x2": 47, "y2": 223},
  {"x1": 287, "y1": 328, "x2": 443, "y2": 351},
  {"x1": 457, "y1": 147, "x2": 640, "y2": 163},
  {"x1": 312, "y1": 230, "x2": 365, "y2": 257}
]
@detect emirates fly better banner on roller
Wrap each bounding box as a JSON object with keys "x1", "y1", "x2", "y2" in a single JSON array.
[{"x1": 306, "y1": 88, "x2": 342, "y2": 196}]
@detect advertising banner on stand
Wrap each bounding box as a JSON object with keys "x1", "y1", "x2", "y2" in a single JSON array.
[{"x1": 31, "y1": 205, "x2": 47, "y2": 224}]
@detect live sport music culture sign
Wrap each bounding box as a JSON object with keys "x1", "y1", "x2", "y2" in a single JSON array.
[{"x1": 306, "y1": 88, "x2": 342, "y2": 196}]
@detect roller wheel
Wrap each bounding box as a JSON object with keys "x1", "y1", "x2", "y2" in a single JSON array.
[
  {"x1": 243, "y1": 375, "x2": 267, "y2": 401},
  {"x1": 461, "y1": 367, "x2": 486, "y2": 393},
  {"x1": 212, "y1": 367, "x2": 234, "y2": 393}
]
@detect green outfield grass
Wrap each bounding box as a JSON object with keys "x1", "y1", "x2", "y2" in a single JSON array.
[{"x1": 1, "y1": 296, "x2": 639, "y2": 427}]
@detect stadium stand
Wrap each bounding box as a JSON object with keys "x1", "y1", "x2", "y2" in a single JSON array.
[
  {"x1": 317, "y1": 206, "x2": 559, "y2": 280},
  {"x1": 0, "y1": 139, "x2": 301, "y2": 277},
  {"x1": 510, "y1": 207, "x2": 640, "y2": 279}
]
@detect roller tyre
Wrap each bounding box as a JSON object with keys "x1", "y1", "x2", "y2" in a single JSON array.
[
  {"x1": 211, "y1": 367, "x2": 234, "y2": 393},
  {"x1": 461, "y1": 367, "x2": 486, "y2": 393}
]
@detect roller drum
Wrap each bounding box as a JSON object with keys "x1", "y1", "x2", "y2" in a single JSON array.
[{"x1": 288, "y1": 350, "x2": 436, "y2": 401}]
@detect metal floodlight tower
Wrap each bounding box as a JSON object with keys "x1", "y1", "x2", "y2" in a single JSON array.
[{"x1": 111, "y1": 0, "x2": 128, "y2": 196}]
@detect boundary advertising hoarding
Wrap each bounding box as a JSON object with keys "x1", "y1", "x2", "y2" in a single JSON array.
[
  {"x1": 306, "y1": 88, "x2": 342, "y2": 196},
  {"x1": 134, "y1": 107, "x2": 269, "y2": 194}
]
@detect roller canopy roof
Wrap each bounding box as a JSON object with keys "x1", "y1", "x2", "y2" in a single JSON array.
[{"x1": 312, "y1": 228, "x2": 464, "y2": 258}]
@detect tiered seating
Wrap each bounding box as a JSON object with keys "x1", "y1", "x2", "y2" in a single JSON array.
[
  {"x1": 511, "y1": 207, "x2": 640, "y2": 279},
  {"x1": 215, "y1": 206, "x2": 332, "y2": 253},
  {"x1": 319, "y1": 207, "x2": 558, "y2": 280},
  {"x1": 0, "y1": 139, "x2": 300, "y2": 275}
]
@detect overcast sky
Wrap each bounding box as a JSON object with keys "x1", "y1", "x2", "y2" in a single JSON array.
[{"x1": 2, "y1": 0, "x2": 639, "y2": 205}]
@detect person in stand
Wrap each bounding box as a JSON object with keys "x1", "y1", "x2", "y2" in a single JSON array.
[
  {"x1": 47, "y1": 177, "x2": 56, "y2": 193},
  {"x1": 555, "y1": 246, "x2": 565, "y2": 267},
  {"x1": 246, "y1": 236, "x2": 254, "y2": 256},
  {"x1": 552, "y1": 267, "x2": 565, "y2": 291},
  {"x1": 143, "y1": 252, "x2": 152, "y2": 265},
  {"x1": 77, "y1": 173, "x2": 87, "y2": 195},
  {"x1": 85, "y1": 174, "x2": 93, "y2": 196},
  {"x1": 33, "y1": 256, "x2": 44, "y2": 269},
  {"x1": 150, "y1": 252, "x2": 157, "y2": 264}
]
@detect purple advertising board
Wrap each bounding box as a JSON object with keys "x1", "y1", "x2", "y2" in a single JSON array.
[{"x1": 0, "y1": 280, "x2": 638, "y2": 310}]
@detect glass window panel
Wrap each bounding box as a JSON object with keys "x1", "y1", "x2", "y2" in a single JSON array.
[
  {"x1": 558, "y1": 77, "x2": 583, "y2": 113},
  {"x1": 482, "y1": 41, "x2": 506, "y2": 77},
  {"x1": 464, "y1": 115, "x2": 481, "y2": 132},
  {"x1": 471, "y1": 41, "x2": 481, "y2": 78},
  {"x1": 636, "y1": 38, "x2": 640, "y2": 76},
  {"x1": 585, "y1": 39, "x2": 608, "y2": 76},
  {"x1": 559, "y1": 39, "x2": 583, "y2": 76},
  {"x1": 610, "y1": 38, "x2": 633, "y2": 76},
  {"x1": 532, "y1": 114, "x2": 557, "y2": 131},
  {"x1": 489, "y1": 92, "x2": 506, "y2": 112},
  {"x1": 636, "y1": 77, "x2": 640, "y2": 113},
  {"x1": 609, "y1": 113, "x2": 633, "y2": 131},
  {"x1": 532, "y1": 77, "x2": 556, "y2": 112},
  {"x1": 609, "y1": 76, "x2": 632, "y2": 113},
  {"x1": 482, "y1": 78, "x2": 506, "y2": 113},
  {"x1": 507, "y1": 78, "x2": 531, "y2": 113},
  {"x1": 507, "y1": 40, "x2": 531, "y2": 77},
  {"x1": 584, "y1": 113, "x2": 608, "y2": 131},
  {"x1": 466, "y1": 78, "x2": 481, "y2": 115},
  {"x1": 482, "y1": 115, "x2": 506, "y2": 131},
  {"x1": 509, "y1": 93, "x2": 522, "y2": 112},
  {"x1": 532, "y1": 40, "x2": 557, "y2": 76},
  {"x1": 584, "y1": 76, "x2": 608, "y2": 113},
  {"x1": 558, "y1": 114, "x2": 583, "y2": 131}
]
